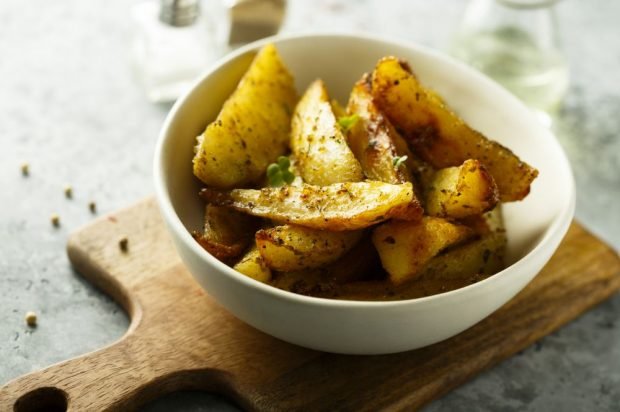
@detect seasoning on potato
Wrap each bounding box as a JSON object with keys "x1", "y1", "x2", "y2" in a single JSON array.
[
  {"x1": 192, "y1": 44, "x2": 297, "y2": 189},
  {"x1": 190, "y1": 43, "x2": 537, "y2": 301},
  {"x1": 199, "y1": 181, "x2": 422, "y2": 231}
]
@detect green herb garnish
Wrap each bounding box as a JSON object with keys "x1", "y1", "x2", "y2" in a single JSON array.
[
  {"x1": 392, "y1": 155, "x2": 408, "y2": 168},
  {"x1": 337, "y1": 114, "x2": 359, "y2": 133},
  {"x1": 267, "y1": 156, "x2": 295, "y2": 187}
]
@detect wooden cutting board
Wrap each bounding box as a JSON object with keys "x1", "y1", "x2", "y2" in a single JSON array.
[{"x1": 2, "y1": 198, "x2": 619, "y2": 412}]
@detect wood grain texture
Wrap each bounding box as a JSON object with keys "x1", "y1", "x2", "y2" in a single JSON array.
[{"x1": 1, "y1": 197, "x2": 619, "y2": 412}]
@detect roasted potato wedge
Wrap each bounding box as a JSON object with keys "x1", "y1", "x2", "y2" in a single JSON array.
[
  {"x1": 291, "y1": 79, "x2": 364, "y2": 185},
  {"x1": 193, "y1": 44, "x2": 298, "y2": 188},
  {"x1": 192, "y1": 205, "x2": 256, "y2": 262},
  {"x1": 346, "y1": 77, "x2": 413, "y2": 184},
  {"x1": 200, "y1": 181, "x2": 423, "y2": 231},
  {"x1": 270, "y1": 236, "x2": 382, "y2": 294},
  {"x1": 256, "y1": 225, "x2": 362, "y2": 271},
  {"x1": 419, "y1": 231, "x2": 506, "y2": 281},
  {"x1": 233, "y1": 244, "x2": 272, "y2": 282},
  {"x1": 425, "y1": 159, "x2": 499, "y2": 219},
  {"x1": 372, "y1": 216, "x2": 474, "y2": 284},
  {"x1": 420, "y1": 204, "x2": 506, "y2": 281},
  {"x1": 371, "y1": 57, "x2": 538, "y2": 201}
]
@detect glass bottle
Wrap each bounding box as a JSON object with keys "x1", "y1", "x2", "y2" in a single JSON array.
[
  {"x1": 450, "y1": 0, "x2": 569, "y2": 125},
  {"x1": 132, "y1": 0, "x2": 217, "y2": 103}
]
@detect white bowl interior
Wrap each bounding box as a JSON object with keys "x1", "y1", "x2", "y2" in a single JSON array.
[{"x1": 160, "y1": 34, "x2": 573, "y2": 272}]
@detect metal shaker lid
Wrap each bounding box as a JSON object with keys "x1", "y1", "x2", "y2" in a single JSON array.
[{"x1": 160, "y1": 0, "x2": 201, "y2": 27}]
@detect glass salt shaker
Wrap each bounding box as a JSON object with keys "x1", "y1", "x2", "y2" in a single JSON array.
[
  {"x1": 450, "y1": 0, "x2": 569, "y2": 125},
  {"x1": 132, "y1": 0, "x2": 217, "y2": 103}
]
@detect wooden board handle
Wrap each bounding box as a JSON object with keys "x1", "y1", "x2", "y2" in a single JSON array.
[
  {"x1": 2, "y1": 337, "x2": 147, "y2": 411},
  {"x1": 0, "y1": 331, "x2": 252, "y2": 412}
]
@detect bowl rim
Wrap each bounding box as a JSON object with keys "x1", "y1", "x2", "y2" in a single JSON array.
[{"x1": 153, "y1": 31, "x2": 576, "y2": 309}]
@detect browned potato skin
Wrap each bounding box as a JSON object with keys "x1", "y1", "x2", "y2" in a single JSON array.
[
  {"x1": 372, "y1": 216, "x2": 475, "y2": 284},
  {"x1": 423, "y1": 204, "x2": 506, "y2": 281},
  {"x1": 371, "y1": 57, "x2": 538, "y2": 202},
  {"x1": 255, "y1": 225, "x2": 362, "y2": 271},
  {"x1": 233, "y1": 244, "x2": 272, "y2": 282},
  {"x1": 280, "y1": 206, "x2": 507, "y2": 300},
  {"x1": 200, "y1": 181, "x2": 423, "y2": 231},
  {"x1": 291, "y1": 79, "x2": 364, "y2": 185},
  {"x1": 296, "y1": 232, "x2": 504, "y2": 301},
  {"x1": 269, "y1": 207, "x2": 507, "y2": 297},
  {"x1": 269, "y1": 236, "x2": 382, "y2": 294},
  {"x1": 418, "y1": 231, "x2": 505, "y2": 282},
  {"x1": 346, "y1": 77, "x2": 412, "y2": 184},
  {"x1": 425, "y1": 159, "x2": 500, "y2": 219},
  {"x1": 192, "y1": 205, "x2": 256, "y2": 262},
  {"x1": 192, "y1": 233, "x2": 244, "y2": 262},
  {"x1": 193, "y1": 44, "x2": 298, "y2": 188}
]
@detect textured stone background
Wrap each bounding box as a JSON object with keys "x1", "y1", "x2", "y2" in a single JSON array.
[{"x1": 1, "y1": 0, "x2": 618, "y2": 411}]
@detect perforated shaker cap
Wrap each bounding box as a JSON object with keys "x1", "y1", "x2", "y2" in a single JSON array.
[{"x1": 159, "y1": 0, "x2": 200, "y2": 27}]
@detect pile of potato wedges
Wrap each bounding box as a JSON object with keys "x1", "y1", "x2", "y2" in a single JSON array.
[{"x1": 191, "y1": 44, "x2": 538, "y2": 301}]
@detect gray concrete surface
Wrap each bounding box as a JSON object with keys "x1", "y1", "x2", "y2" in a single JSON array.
[{"x1": 1, "y1": 0, "x2": 618, "y2": 411}]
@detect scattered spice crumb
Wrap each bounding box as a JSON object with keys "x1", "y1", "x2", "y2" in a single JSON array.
[
  {"x1": 88, "y1": 201, "x2": 97, "y2": 214},
  {"x1": 51, "y1": 214, "x2": 60, "y2": 228},
  {"x1": 118, "y1": 236, "x2": 129, "y2": 252},
  {"x1": 20, "y1": 162, "x2": 29, "y2": 176},
  {"x1": 25, "y1": 311, "x2": 37, "y2": 327},
  {"x1": 64, "y1": 185, "x2": 73, "y2": 199}
]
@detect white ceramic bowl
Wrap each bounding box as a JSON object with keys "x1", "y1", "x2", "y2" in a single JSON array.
[{"x1": 154, "y1": 33, "x2": 575, "y2": 355}]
